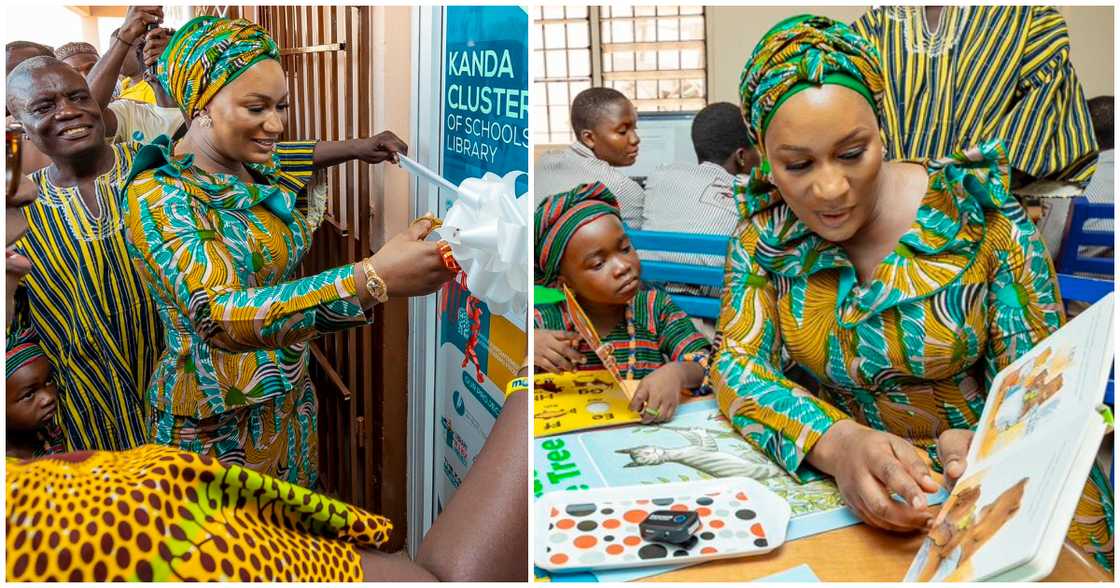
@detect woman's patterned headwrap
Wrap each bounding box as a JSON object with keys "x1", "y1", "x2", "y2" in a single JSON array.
[
  {"x1": 158, "y1": 15, "x2": 280, "y2": 120},
  {"x1": 739, "y1": 14, "x2": 885, "y2": 158},
  {"x1": 534, "y1": 182, "x2": 621, "y2": 286}
]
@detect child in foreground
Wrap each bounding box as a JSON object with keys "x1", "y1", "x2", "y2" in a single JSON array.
[
  {"x1": 6, "y1": 327, "x2": 64, "y2": 458},
  {"x1": 533, "y1": 182, "x2": 711, "y2": 423}
]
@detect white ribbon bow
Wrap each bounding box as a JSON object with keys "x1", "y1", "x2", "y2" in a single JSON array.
[
  {"x1": 435, "y1": 170, "x2": 529, "y2": 318},
  {"x1": 398, "y1": 155, "x2": 529, "y2": 318}
]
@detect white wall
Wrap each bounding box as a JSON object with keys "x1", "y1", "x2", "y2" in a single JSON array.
[{"x1": 5, "y1": 5, "x2": 87, "y2": 51}]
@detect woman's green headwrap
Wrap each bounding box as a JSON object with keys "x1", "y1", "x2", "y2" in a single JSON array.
[
  {"x1": 534, "y1": 182, "x2": 621, "y2": 287},
  {"x1": 158, "y1": 16, "x2": 280, "y2": 120},
  {"x1": 739, "y1": 14, "x2": 885, "y2": 155}
]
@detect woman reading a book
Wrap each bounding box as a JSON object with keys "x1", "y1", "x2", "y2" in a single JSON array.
[{"x1": 713, "y1": 15, "x2": 1112, "y2": 570}]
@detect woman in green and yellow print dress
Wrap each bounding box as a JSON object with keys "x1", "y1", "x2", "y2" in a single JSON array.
[
  {"x1": 120, "y1": 16, "x2": 455, "y2": 488},
  {"x1": 713, "y1": 15, "x2": 1112, "y2": 570}
]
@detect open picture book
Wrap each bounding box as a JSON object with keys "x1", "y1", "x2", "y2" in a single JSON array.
[{"x1": 904, "y1": 292, "x2": 1115, "y2": 582}]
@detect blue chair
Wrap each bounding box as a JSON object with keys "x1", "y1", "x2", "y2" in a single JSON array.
[
  {"x1": 1056, "y1": 197, "x2": 1114, "y2": 277},
  {"x1": 626, "y1": 230, "x2": 729, "y2": 320}
]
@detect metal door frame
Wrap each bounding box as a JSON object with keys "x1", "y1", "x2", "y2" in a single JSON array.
[{"x1": 406, "y1": 4, "x2": 446, "y2": 558}]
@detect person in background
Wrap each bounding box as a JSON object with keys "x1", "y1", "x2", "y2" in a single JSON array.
[
  {"x1": 5, "y1": 41, "x2": 53, "y2": 76},
  {"x1": 112, "y1": 25, "x2": 158, "y2": 104},
  {"x1": 6, "y1": 41, "x2": 56, "y2": 174},
  {"x1": 639, "y1": 102, "x2": 760, "y2": 335},
  {"x1": 534, "y1": 183, "x2": 711, "y2": 424},
  {"x1": 1083, "y1": 96, "x2": 1113, "y2": 234},
  {"x1": 534, "y1": 87, "x2": 646, "y2": 226},
  {"x1": 54, "y1": 42, "x2": 100, "y2": 76},
  {"x1": 3, "y1": 6, "x2": 181, "y2": 454},
  {"x1": 81, "y1": 8, "x2": 184, "y2": 143},
  {"x1": 5, "y1": 326, "x2": 65, "y2": 459},
  {"x1": 852, "y1": 6, "x2": 1098, "y2": 190}
]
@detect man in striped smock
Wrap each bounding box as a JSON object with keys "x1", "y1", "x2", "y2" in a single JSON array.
[
  {"x1": 852, "y1": 6, "x2": 1098, "y2": 189},
  {"x1": 6, "y1": 56, "x2": 162, "y2": 451}
]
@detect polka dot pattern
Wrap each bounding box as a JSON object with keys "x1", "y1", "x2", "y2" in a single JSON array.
[
  {"x1": 7, "y1": 445, "x2": 393, "y2": 581},
  {"x1": 542, "y1": 487, "x2": 773, "y2": 570}
]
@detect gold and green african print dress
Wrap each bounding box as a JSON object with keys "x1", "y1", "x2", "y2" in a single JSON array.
[
  {"x1": 122, "y1": 136, "x2": 367, "y2": 488},
  {"x1": 6, "y1": 445, "x2": 392, "y2": 581},
  {"x1": 12, "y1": 142, "x2": 162, "y2": 452},
  {"x1": 852, "y1": 6, "x2": 1098, "y2": 185},
  {"x1": 712, "y1": 140, "x2": 1112, "y2": 569}
]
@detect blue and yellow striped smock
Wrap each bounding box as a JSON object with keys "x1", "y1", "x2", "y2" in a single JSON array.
[
  {"x1": 852, "y1": 6, "x2": 1098, "y2": 185},
  {"x1": 12, "y1": 142, "x2": 162, "y2": 451}
]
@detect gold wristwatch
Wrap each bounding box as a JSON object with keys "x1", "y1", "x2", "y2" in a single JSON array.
[{"x1": 362, "y1": 258, "x2": 389, "y2": 304}]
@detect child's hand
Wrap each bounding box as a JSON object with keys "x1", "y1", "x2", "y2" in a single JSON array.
[
  {"x1": 629, "y1": 364, "x2": 685, "y2": 424},
  {"x1": 534, "y1": 330, "x2": 584, "y2": 373}
]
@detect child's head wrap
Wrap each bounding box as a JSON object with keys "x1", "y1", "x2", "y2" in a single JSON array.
[
  {"x1": 6, "y1": 327, "x2": 45, "y2": 378},
  {"x1": 534, "y1": 182, "x2": 621, "y2": 286}
]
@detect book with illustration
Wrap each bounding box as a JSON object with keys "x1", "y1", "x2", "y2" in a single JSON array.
[
  {"x1": 904, "y1": 293, "x2": 1115, "y2": 582},
  {"x1": 534, "y1": 369, "x2": 643, "y2": 436}
]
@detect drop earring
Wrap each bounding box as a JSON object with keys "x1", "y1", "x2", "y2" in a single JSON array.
[{"x1": 198, "y1": 113, "x2": 213, "y2": 128}]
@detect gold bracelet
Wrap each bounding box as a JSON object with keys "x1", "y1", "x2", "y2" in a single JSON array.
[{"x1": 362, "y1": 258, "x2": 389, "y2": 304}]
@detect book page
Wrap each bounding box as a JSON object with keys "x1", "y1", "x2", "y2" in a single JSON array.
[
  {"x1": 968, "y1": 293, "x2": 1114, "y2": 467},
  {"x1": 534, "y1": 370, "x2": 642, "y2": 436},
  {"x1": 904, "y1": 421, "x2": 1082, "y2": 582}
]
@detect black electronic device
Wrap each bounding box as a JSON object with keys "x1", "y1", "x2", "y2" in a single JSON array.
[{"x1": 638, "y1": 510, "x2": 701, "y2": 545}]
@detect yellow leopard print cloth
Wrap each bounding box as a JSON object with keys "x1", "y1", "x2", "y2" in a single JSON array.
[{"x1": 6, "y1": 445, "x2": 392, "y2": 581}]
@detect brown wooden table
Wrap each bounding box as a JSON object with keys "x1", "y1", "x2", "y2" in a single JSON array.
[{"x1": 640, "y1": 506, "x2": 1111, "y2": 582}]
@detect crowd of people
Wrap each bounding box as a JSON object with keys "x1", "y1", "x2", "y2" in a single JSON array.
[
  {"x1": 6, "y1": 6, "x2": 526, "y2": 581},
  {"x1": 533, "y1": 7, "x2": 1113, "y2": 574}
]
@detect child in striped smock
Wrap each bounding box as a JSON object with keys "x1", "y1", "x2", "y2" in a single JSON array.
[{"x1": 534, "y1": 182, "x2": 712, "y2": 424}]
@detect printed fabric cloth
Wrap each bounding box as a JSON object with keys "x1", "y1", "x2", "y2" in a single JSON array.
[
  {"x1": 5, "y1": 444, "x2": 391, "y2": 581},
  {"x1": 157, "y1": 16, "x2": 279, "y2": 120},
  {"x1": 534, "y1": 181, "x2": 621, "y2": 287},
  {"x1": 536, "y1": 286, "x2": 712, "y2": 387},
  {"x1": 121, "y1": 136, "x2": 359, "y2": 487}
]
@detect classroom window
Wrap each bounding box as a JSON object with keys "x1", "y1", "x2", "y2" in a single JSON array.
[
  {"x1": 533, "y1": 5, "x2": 594, "y2": 145},
  {"x1": 532, "y1": 5, "x2": 707, "y2": 144},
  {"x1": 599, "y1": 5, "x2": 707, "y2": 113}
]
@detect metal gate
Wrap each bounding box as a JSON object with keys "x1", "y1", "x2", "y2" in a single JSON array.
[{"x1": 193, "y1": 5, "x2": 411, "y2": 551}]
